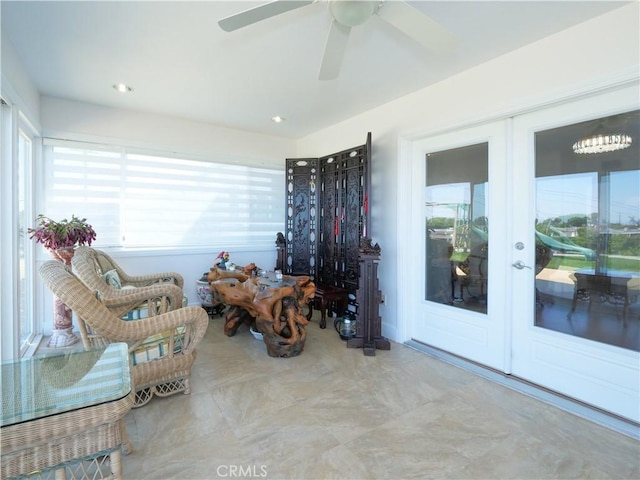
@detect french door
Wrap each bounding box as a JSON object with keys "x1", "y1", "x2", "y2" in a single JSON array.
[
  {"x1": 405, "y1": 84, "x2": 639, "y2": 422},
  {"x1": 510, "y1": 86, "x2": 639, "y2": 423},
  {"x1": 407, "y1": 120, "x2": 511, "y2": 371}
]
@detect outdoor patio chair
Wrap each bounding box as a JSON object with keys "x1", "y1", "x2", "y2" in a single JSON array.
[
  {"x1": 72, "y1": 246, "x2": 185, "y2": 320},
  {"x1": 40, "y1": 260, "x2": 209, "y2": 407}
]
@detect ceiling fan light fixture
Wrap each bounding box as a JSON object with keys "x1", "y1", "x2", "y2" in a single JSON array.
[
  {"x1": 271, "y1": 115, "x2": 286, "y2": 123},
  {"x1": 219, "y1": 0, "x2": 457, "y2": 81},
  {"x1": 112, "y1": 83, "x2": 133, "y2": 93},
  {"x1": 572, "y1": 133, "x2": 632, "y2": 154},
  {"x1": 329, "y1": 0, "x2": 378, "y2": 27}
]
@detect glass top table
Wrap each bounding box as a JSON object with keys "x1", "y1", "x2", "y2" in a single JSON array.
[
  {"x1": 1, "y1": 342, "x2": 130, "y2": 427},
  {"x1": 256, "y1": 272, "x2": 296, "y2": 288}
]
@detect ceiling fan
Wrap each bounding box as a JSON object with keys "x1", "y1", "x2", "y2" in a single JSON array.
[{"x1": 218, "y1": 0, "x2": 458, "y2": 80}]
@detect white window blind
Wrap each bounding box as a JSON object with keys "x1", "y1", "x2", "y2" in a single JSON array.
[{"x1": 42, "y1": 140, "x2": 285, "y2": 248}]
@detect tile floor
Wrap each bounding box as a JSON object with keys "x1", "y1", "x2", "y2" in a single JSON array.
[{"x1": 122, "y1": 314, "x2": 640, "y2": 480}]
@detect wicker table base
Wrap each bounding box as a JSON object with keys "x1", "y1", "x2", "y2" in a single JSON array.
[
  {"x1": 1, "y1": 343, "x2": 133, "y2": 480},
  {"x1": 1, "y1": 392, "x2": 134, "y2": 479}
]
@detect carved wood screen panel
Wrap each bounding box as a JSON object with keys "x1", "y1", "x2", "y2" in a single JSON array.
[
  {"x1": 285, "y1": 133, "x2": 371, "y2": 293},
  {"x1": 317, "y1": 144, "x2": 367, "y2": 292},
  {"x1": 285, "y1": 158, "x2": 317, "y2": 276}
]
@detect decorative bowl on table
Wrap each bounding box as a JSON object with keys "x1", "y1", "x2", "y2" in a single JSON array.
[{"x1": 249, "y1": 325, "x2": 263, "y2": 340}]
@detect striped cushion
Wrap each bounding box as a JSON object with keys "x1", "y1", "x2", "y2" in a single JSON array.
[
  {"x1": 131, "y1": 325, "x2": 186, "y2": 366},
  {"x1": 125, "y1": 295, "x2": 188, "y2": 365},
  {"x1": 122, "y1": 295, "x2": 188, "y2": 321}
]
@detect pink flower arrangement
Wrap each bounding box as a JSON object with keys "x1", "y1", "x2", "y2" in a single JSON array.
[
  {"x1": 215, "y1": 251, "x2": 230, "y2": 265},
  {"x1": 28, "y1": 214, "x2": 97, "y2": 250}
]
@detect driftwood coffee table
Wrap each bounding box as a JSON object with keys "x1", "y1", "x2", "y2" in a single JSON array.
[{"x1": 208, "y1": 266, "x2": 315, "y2": 357}]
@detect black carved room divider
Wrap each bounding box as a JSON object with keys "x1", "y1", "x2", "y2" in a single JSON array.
[{"x1": 284, "y1": 132, "x2": 371, "y2": 293}]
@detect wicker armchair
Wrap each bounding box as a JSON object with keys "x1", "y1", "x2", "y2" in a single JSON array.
[
  {"x1": 40, "y1": 260, "x2": 209, "y2": 407},
  {"x1": 72, "y1": 246, "x2": 185, "y2": 319},
  {"x1": 74, "y1": 246, "x2": 184, "y2": 288}
]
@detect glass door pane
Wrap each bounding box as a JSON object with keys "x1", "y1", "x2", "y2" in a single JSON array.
[
  {"x1": 425, "y1": 143, "x2": 489, "y2": 314},
  {"x1": 534, "y1": 110, "x2": 639, "y2": 351}
]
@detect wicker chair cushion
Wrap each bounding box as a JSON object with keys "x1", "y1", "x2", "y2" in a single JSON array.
[
  {"x1": 100, "y1": 269, "x2": 188, "y2": 320},
  {"x1": 122, "y1": 305, "x2": 151, "y2": 321},
  {"x1": 92, "y1": 276, "x2": 190, "y2": 365},
  {"x1": 120, "y1": 295, "x2": 188, "y2": 321},
  {"x1": 103, "y1": 269, "x2": 122, "y2": 289},
  {"x1": 98, "y1": 263, "x2": 190, "y2": 366},
  {"x1": 131, "y1": 325, "x2": 186, "y2": 366},
  {"x1": 121, "y1": 292, "x2": 189, "y2": 365}
]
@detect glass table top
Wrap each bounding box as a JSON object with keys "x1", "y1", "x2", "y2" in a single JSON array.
[
  {"x1": 211, "y1": 271, "x2": 298, "y2": 288},
  {"x1": 1, "y1": 343, "x2": 130, "y2": 427},
  {"x1": 257, "y1": 271, "x2": 297, "y2": 287}
]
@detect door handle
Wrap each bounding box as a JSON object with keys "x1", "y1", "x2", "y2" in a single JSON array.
[{"x1": 512, "y1": 260, "x2": 532, "y2": 270}]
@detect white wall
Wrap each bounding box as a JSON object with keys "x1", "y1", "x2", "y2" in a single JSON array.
[
  {"x1": 0, "y1": 33, "x2": 40, "y2": 124},
  {"x1": 295, "y1": 3, "x2": 640, "y2": 342},
  {"x1": 40, "y1": 97, "x2": 296, "y2": 168}
]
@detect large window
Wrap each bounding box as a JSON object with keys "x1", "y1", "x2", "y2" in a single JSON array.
[{"x1": 42, "y1": 140, "x2": 285, "y2": 249}]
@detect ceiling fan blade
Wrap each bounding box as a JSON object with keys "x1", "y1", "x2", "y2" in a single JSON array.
[
  {"x1": 376, "y1": 1, "x2": 458, "y2": 54},
  {"x1": 319, "y1": 20, "x2": 351, "y2": 81},
  {"x1": 218, "y1": 0, "x2": 314, "y2": 32}
]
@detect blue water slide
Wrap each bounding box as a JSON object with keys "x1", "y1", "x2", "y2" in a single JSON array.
[
  {"x1": 470, "y1": 224, "x2": 596, "y2": 261},
  {"x1": 534, "y1": 230, "x2": 597, "y2": 261}
]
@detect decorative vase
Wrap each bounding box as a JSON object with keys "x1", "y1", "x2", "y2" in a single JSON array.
[
  {"x1": 196, "y1": 280, "x2": 213, "y2": 306},
  {"x1": 47, "y1": 247, "x2": 80, "y2": 347}
]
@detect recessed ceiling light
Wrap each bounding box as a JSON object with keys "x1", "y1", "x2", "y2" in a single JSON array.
[
  {"x1": 113, "y1": 83, "x2": 133, "y2": 93},
  {"x1": 271, "y1": 116, "x2": 285, "y2": 123}
]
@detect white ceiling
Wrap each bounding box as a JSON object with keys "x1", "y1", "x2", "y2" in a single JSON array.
[{"x1": 1, "y1": 1, "x2": 629, "y2": 139}]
